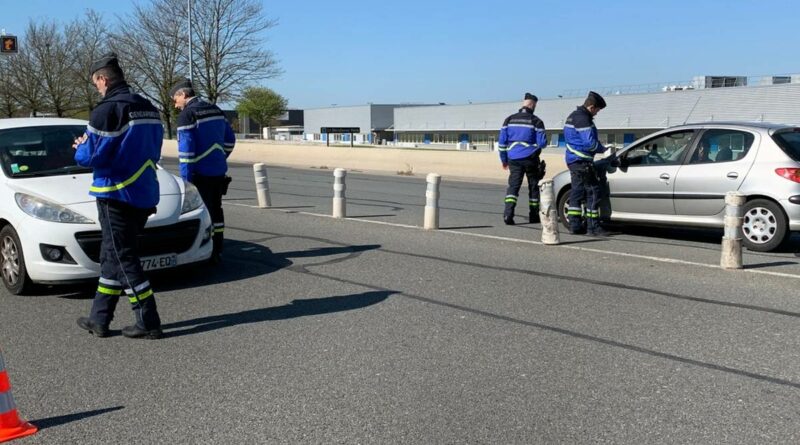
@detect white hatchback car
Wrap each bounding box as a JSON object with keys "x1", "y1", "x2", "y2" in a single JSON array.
[{"x1": 0, "y1": 118, "x2": 213, "y2": 294}]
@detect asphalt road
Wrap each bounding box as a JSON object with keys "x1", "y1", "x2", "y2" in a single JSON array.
[{"x1": 1, "y1": 159, "x2": 799, "y2": 444}]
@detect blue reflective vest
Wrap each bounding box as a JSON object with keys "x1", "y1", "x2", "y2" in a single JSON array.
[
  {"x1": 75, "y1": 82, "x2": 162, "y2": 209},
  {"x1": 177, "y1": 97, "x2": 235, "y2": 181},
  {"x1": 497, "y1": 107, "x2": 547, "y2": 164},
  {"x1": 563, "y1": 106, "x2": 607, "y2": 165}
]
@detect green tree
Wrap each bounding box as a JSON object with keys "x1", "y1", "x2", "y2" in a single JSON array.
[{"x1": 235, "y1": 86, "x2": 286, "y2": 136}]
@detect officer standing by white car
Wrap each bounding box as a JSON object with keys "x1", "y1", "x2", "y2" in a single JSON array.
[{"x1": 74, "y1": 52, "x2": 164, "y2": 340}]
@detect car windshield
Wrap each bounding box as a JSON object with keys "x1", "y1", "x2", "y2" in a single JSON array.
[
  {"x1": 0, "y1": 125, "x2": 92, "y2": 178},
  {"x1": 772, "y1": 129, "x2": 800, "y2": 162}
]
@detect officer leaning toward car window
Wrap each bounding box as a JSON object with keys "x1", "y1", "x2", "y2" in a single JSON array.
[
  {"x1": 498, "y1": 92, "x2": 547, "y2": 225},
  {"x1": 73, "y1": 52, "x2": 164, "y2": 340},
  {"x1": 170, "y1": 78, "x2": 235, "y2": 263},
  {"x1": 563, "y1": 91, "x2": 612, "y2": 236}
]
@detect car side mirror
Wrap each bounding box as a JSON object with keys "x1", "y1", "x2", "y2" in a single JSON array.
[{"x1": 618, "y1": 156, "x2": 629, "y2": 171}]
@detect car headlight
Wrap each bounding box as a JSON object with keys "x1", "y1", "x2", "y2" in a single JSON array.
[
  {"x1": 182, "y1": 181, "x2": 205, "y2": 214},
  {"x1": 15, "y1": 193, "x2": 94, "y2": 224}
]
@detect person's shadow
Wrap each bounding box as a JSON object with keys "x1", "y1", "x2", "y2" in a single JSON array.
[{"x1": 161, "y1": 290, "x2": 394, "y2": 338}]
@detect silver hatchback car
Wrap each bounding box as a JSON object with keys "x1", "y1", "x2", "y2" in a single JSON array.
[{"x1": 553, "y1": 122, "x2": 800, "y2": 251}]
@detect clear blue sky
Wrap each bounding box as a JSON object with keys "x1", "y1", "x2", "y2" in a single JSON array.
[{"x1": 3, "y1": 0, "x2": 799, "y2": 108}]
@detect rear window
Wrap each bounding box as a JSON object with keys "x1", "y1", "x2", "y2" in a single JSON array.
[
  {"x1": 0, "y1": 125, "x2": 92, "y2": 178},
  {"x1": 772, "y1": 129, "x2": 800, "y2": 162}
]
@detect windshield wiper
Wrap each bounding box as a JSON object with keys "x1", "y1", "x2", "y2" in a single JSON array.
[{"x1": 12, "y1": 166, "x2": 93, "y2": 177}]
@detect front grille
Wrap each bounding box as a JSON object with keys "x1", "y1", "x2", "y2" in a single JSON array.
[{"x1": 75, "y1": 219, "x2": 201, "y2": 263}]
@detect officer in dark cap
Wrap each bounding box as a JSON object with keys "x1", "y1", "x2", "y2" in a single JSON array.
[
  {"x1": 497, "y1": 92, "x2": 547, "y2": 225},
  {"x1": 171, "y1": 78, "x2": 235, "y2": 262},
  {"x1": 563, "y1": 91, "x2": 611, "y2": 236},
  {"x1": 74, "y1": 52, "x2": 164, "y2": 339}
]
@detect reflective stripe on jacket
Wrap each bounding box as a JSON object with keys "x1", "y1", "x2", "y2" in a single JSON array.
[
  {"x1": 74, "y1": 82, "x2": 162, "y2": 209},
  {"x1": 497, "y1": 107, "x2": 546, "y2": 165},
  {"x1": 177, "y1": 97, "x2": 236, "y2": 181},
  {"x1": 563, "y1": 106, "x2": 606, "y2": 165}
]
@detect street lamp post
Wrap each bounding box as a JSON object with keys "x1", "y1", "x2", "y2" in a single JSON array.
[{"x1": 188, "y1": 0, "x2": 193, "y2": 81}]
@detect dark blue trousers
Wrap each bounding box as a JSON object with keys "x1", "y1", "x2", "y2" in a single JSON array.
[
  {"x1": 567, "y1": 161, "x2": 602, "y2": 232},
  {"x1": 89, "y1": 199, "x2": 161, "y2": 330},
  {"x1": 504, "y1": 155, "x2": 541, "y2": 220},
  {"x1": 192, "y1": 174, "x2": 226, "y2": 256}
]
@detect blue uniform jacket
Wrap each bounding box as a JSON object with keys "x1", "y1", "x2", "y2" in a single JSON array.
[
  {"x1": 497, "y1": 107, "x2": 546, "y2": 165},
  {"x1": 564, "y1": 106, "x2": 607, "y2": 165},
  {"x1": 177, "y1": 97, "x2": 235, "y2": 181},
  {"x1": 75, "y1": 82, "x2": 162, "y2": 209}
]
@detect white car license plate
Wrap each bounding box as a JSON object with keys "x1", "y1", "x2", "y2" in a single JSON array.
[{"x1": 140, "y1": 253, "x2": 177, "y2": 271}]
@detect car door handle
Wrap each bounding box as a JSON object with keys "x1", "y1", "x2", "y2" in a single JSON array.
[
  {"x1": 659, "y1": 173, "x2": 670, "y2": 181},
  {"x1": 727, "y1": 172, "x2": 739, "y2": 179}
]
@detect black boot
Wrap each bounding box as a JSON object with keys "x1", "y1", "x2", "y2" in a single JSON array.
[
  {"x1": 121, "y1": 324, "x2": 163, "y2": 339},
  {"x1": 529, "y1": 210, "x2": 540, "y2": 224},
  {"x1": 77, "y1": 317, "x2": 110, "y2": 338},
  {"x1": 504, "y1": 202, "x2": 516, "y2": 225}
]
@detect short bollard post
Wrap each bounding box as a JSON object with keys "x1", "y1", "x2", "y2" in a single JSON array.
[
  {"x1": 424, "y1": 173, "x2": 441, "y2": 230},
  {"x1": 721, "y1": 191, "x2": 746, "y2": 269},
  {"x1": 333, "y1": 168, "x2": 347, "y2": 218},
  {"x1": 253, "y1": 163, "x2": 271, "y2": 208},
  {"x1": 539, "y1": 179, "x2": 560, "y2": 245}
]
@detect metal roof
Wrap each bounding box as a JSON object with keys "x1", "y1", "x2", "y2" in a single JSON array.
[{"x1": 393, "y1": 83, "x2": 800, "y2": 132}]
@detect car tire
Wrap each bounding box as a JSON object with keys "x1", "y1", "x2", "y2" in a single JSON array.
[
  {"x1": 557, "y1": 188, "x2": 574, "y2": 230},
  {"x1": 0, "y1": 225, "x2": 32, "y2": 295},
  {"x1": 740, "y1": 199, "x2": 788, "y2": 252}
]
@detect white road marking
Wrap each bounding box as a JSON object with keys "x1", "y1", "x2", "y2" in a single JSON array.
[{"x1": 224, "y1": 202, "x2": 800, "y2": 279}]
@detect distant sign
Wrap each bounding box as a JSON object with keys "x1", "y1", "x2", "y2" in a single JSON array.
[
  {"x1": 0, "y1": 36, "x2": 18, "y2": 54},
  {"x1": 321, "y1": 127, "x2": 360, "y2": 134}
]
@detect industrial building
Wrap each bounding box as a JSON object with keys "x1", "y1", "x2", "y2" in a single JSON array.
[
  {"x1": 392, "y1": 76, "x2": 800, "y2": 150},
  {"x1": 303, "y1": 104, "x2": 437, "y2": 144}
]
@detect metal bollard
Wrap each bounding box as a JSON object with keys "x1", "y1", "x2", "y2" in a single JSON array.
[
  {"x1": 333, "y1": 168, "x2": 347, "y2": 218},
  {"x1": 424, "y1": 173, "x2": 441, "y2": 230},
  {"x1": 539, "y1": 179, "x2": 560, "y2": 245},
  {"x1": 720, "y1": 191, "x2": 746, "y2": 269},
  {"x1": 253, "y1": 163, "x2": 271, "y2": 208}
]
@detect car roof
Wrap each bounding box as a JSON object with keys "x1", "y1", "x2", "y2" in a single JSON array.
[
  {"x1": 0, "y1": 117, "x2": 88, "y2": 130},
  {"x1": 669, "y1": 121, "x2": 795, "y2": 131}
]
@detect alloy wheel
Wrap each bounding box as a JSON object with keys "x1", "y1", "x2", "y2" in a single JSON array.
[{"x1": 1, "y1": 235, "x2": 19, "y2": 286}]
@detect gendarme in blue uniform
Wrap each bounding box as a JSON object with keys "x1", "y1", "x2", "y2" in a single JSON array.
[
  {"x1": 177, "y1": 97, "x2": 235, "y2": 182},
  {"x1": 497, "y1": 103, "x2": 547, "y2": 224},
  {"x1": 75, "y1": 82, "x2": 163, "y2": 208}
]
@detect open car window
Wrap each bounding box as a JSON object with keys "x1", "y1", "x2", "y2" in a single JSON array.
[
  {"x1": 0, "y1": 125, "x2": 92, "y2": 178},
  {"x1": 620, "y1": 130, "x2": 695, "y2": 167}
]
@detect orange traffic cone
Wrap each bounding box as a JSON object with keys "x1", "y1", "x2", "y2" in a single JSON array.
[{"x1": 0, "y1": 350, "x2": 37, "y2": 443}]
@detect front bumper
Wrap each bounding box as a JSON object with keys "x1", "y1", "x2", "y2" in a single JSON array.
[{"x1": 19, "y1": 208, "x2": 213, "y2": 284}]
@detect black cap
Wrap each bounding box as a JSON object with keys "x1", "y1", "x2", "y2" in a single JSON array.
[
  {"x1": 169, "y1": 78, "x2": 194, "y2": 97},
  {"x1": 524, "y1": 92, "x2": 538, "y2": 102},
  {"x1": 90, "y1": 52, "x2": 121, "y2": 76},
  {"x1": 587, "y1": 91, "x2": 607, "y2": 108}
]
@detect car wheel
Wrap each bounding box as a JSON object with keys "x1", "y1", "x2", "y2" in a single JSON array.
[
  {"x1": 0, "y1": 225, "x2": 31, "y2": 295},
  {"x1": 557, "y1": 188, "x2": 582, "y2": 231},
  {"x1": 740, "y1": 199, "x2": 788, "y2": 252}
]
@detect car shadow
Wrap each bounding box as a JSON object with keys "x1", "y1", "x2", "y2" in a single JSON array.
[
  {"x1": 52, "y1": 239, "x2": 381, "y2": 297},
  {"x1": 152, "y1": 239, "x2": 381, "y2": 291},
  {"x1": 161, "y1": 290, "x2": 394, "y2": 338}
]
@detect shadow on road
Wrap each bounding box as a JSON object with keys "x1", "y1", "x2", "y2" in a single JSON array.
[
  {"x1": 31, "y1": 406, "x2": 124, "y2": 430},
  {"x1": 161, "y1": 290, "x2": 394, "y2": 338}
]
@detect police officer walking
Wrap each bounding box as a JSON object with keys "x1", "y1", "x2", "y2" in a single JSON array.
[
  {"x1": 563, "y1": 91, "x2": 611, "y2": 236},
  {"x1": 74, "y1": 53, "x2": 164, "y2": 339},
  {"x1": 498, "y1": 92, "x2": 547, "y2": 225},
  {"x1": 170, "y1": 79, "x2": 235, "y2": 262}
]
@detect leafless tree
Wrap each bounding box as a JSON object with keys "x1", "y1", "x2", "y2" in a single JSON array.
[
  {"x1": 0, "y1": 56, "x2": 20, "y2": 117},
  {"x1": 111, "y1": 0, "x2": 189, "y2": 138},
  {"x1": 67, "y1": 10, "x2": 110, "y2": 115},
  {"x1": 8, "y1": 41, "x2": 45, "y2": 117},
  {"x1": 191, "y1": 0, "x2": 282, "y2": 104},
  {"x1": 26, "y1": 20, "x2": 80, "y2": 117}
]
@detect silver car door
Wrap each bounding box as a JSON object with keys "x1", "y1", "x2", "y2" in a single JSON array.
[
  {"x1": 609, "y1": 130, "x2": 696, "y2": 215},
  {"x1": 673, "y1": 129, "x2": 758, "y2": 216}
]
